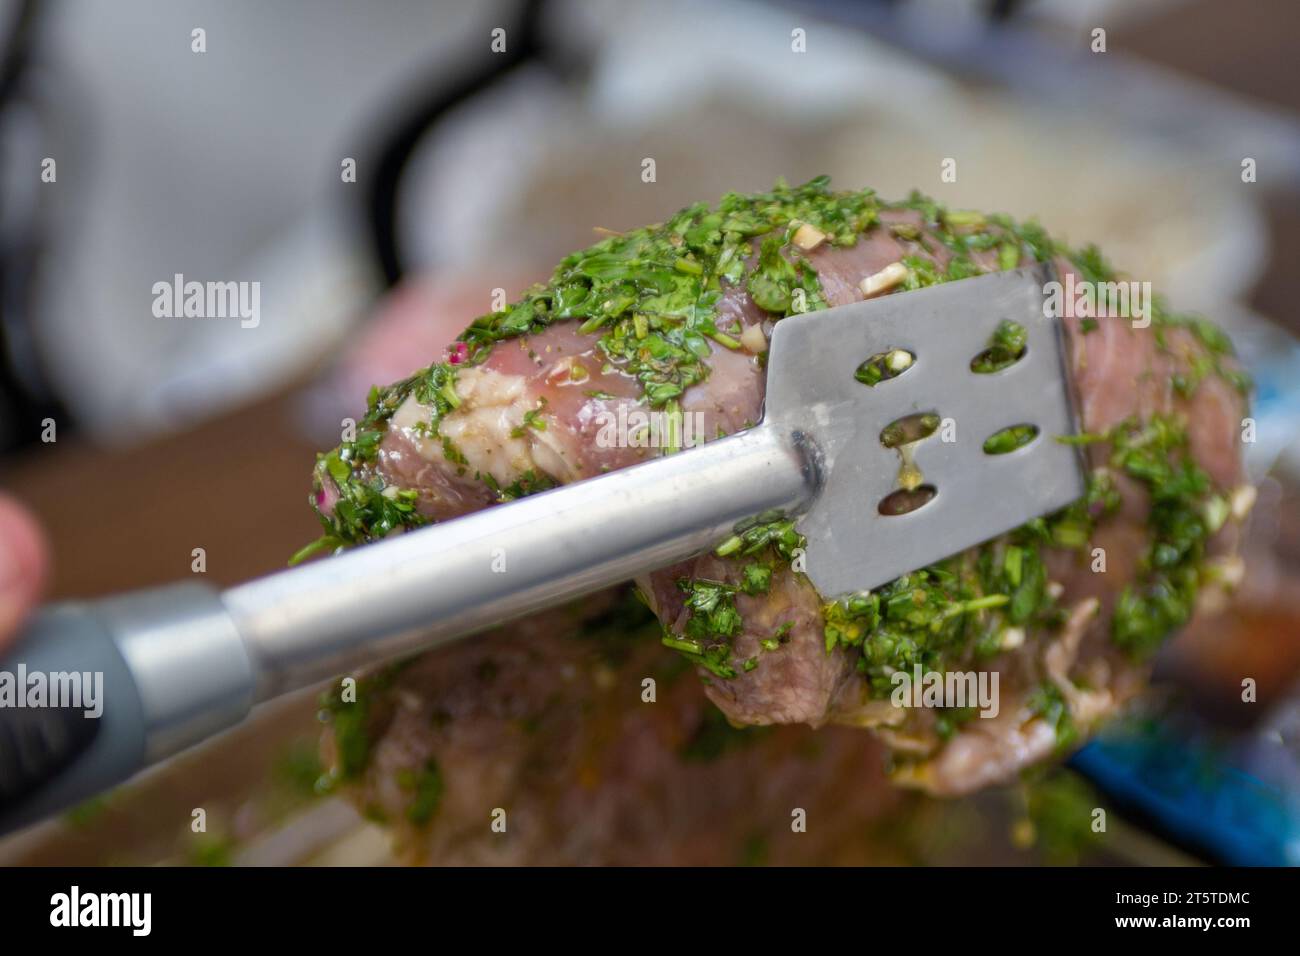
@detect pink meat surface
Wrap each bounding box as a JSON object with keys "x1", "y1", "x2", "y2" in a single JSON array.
[{"x1": 318, "y1": 199, "x2": 1248, "y2": 803}]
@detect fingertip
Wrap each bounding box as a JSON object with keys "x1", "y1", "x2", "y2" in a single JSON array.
[{"x1": 0, "y1": 494, "x2": 50, "y2": 613}]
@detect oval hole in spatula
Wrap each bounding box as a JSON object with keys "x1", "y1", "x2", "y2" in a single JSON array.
[
  {"x1": 878, "y1": 485, "x2": 937, "y2": 516},
  {"x1": 880, "y1": 412, "x2": 939, "y2": 449},
  {"x1": 854, "y1": 348, "x2": 915, "y2": 387},
  {"x1": 982, "y1": 423, "x2": 1039, "y2": 455}
]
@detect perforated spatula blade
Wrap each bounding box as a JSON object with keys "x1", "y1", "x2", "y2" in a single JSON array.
[{"x1": 766, "y1": 261, "x2": 1085, "y2": 597}]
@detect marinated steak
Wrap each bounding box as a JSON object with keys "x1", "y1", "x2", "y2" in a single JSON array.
[{"x1": 307, "y1": 178, "x2": 1249, "y2": 808}]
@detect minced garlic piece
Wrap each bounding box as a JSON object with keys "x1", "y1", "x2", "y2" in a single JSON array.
[
  {"x1": 740, "y1": 322, "x2": 767, "y2": 353},
  {"x1": 885, "y1": 348, "x2": 913, "y2": 373},
  {"x1": 792, "y1": 221, "x2": 826, "y2": 251},
  {"x1": 859, "y1": 261, "x2": 909, "y2": 298},
  {"x1": 1230, "y1": 484, "x2": 1257, "y2": 522},
  {"x1": 1208, "y1": 554, "x2": 1246, "y2": 589}
]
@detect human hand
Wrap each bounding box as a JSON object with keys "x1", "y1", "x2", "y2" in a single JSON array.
[{"x1": 0, "y1": 494, "x2": 49, "y2": 654}]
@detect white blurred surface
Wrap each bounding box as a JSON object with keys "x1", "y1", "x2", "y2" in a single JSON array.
[
  {"x1": 34, "y1": 0, "x2": 504, "y2": 439},
  {"x1": 21, "y1": 0, "x2": 1283, "y2": 444}
]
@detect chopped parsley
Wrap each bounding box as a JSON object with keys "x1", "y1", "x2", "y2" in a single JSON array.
[
  {"x1": 299, "y1": 178, "x2": 889, "y2": 556},
  {"x1": 970, "y1": 319, "x2": 1028, "y2": 374},
  {"x1": 295, "y1": 178, "x2": 1248, "y2": 724},
  {"x1": 661, "y1": 513, "x2": 807, "y2": 678},
  {"x1": 1027, "y1": 682, "x2": 1077, "y2": 749},
  {"x1": 1105, "y1": 415, "x2": 1218, "y2": 655},
  {"x1": 982, "y1": 423, "x2": 1039, "y2": 455},
  {"x1": 510, "y1": 397, "x2": 548, "y2": 438}
]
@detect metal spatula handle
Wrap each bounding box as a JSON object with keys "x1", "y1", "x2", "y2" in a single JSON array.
[
  {"x1": 228, "y1": 422, "x2": 813, "y2": 696},
  {"x1": 0, "y1": 424, "x2": 813, "y2": 834}
]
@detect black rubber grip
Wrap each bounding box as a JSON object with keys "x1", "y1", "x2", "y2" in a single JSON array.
[
  {"x1": 0, "y1": 603, "x2": 147, "y2": 834},
  {"x1": 0, "y1": 700, "x2": 101, "y2": 810}
]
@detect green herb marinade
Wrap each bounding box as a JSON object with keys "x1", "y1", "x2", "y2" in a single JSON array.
[
  {"x1": 300, "y1": 176, "x2": 880, "y2": 556},
  {"x1": 300, "y1": 177, "x2": 1247, "y2": 691},
  {"x1": 665, "y1": 513, "x2": 807, "y2": 678}
]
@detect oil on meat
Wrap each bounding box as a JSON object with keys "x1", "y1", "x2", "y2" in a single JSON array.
[{"x1": 303, "y1": 179, "x2": 1250, "y2": 858}]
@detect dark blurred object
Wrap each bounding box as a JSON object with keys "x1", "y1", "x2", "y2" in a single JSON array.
[
  {"x1": 987, "y1": 0, "x2": 1026, "y2": 22},
  {"x1": 359, "y1": 0, "x2": 588, "y2": 288},
  {"x1": 0, "y1": 0, "x2": 69, "y2": 454}
]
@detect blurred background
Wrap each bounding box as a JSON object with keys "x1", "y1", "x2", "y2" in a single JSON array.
[{"x1": 0, "y1": 0, "x2": 1299, "y2": 865}]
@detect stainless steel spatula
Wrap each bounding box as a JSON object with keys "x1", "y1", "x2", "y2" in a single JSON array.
[{"x1": 0, "y1": 264, "x2": 1084, "y2": 832}]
